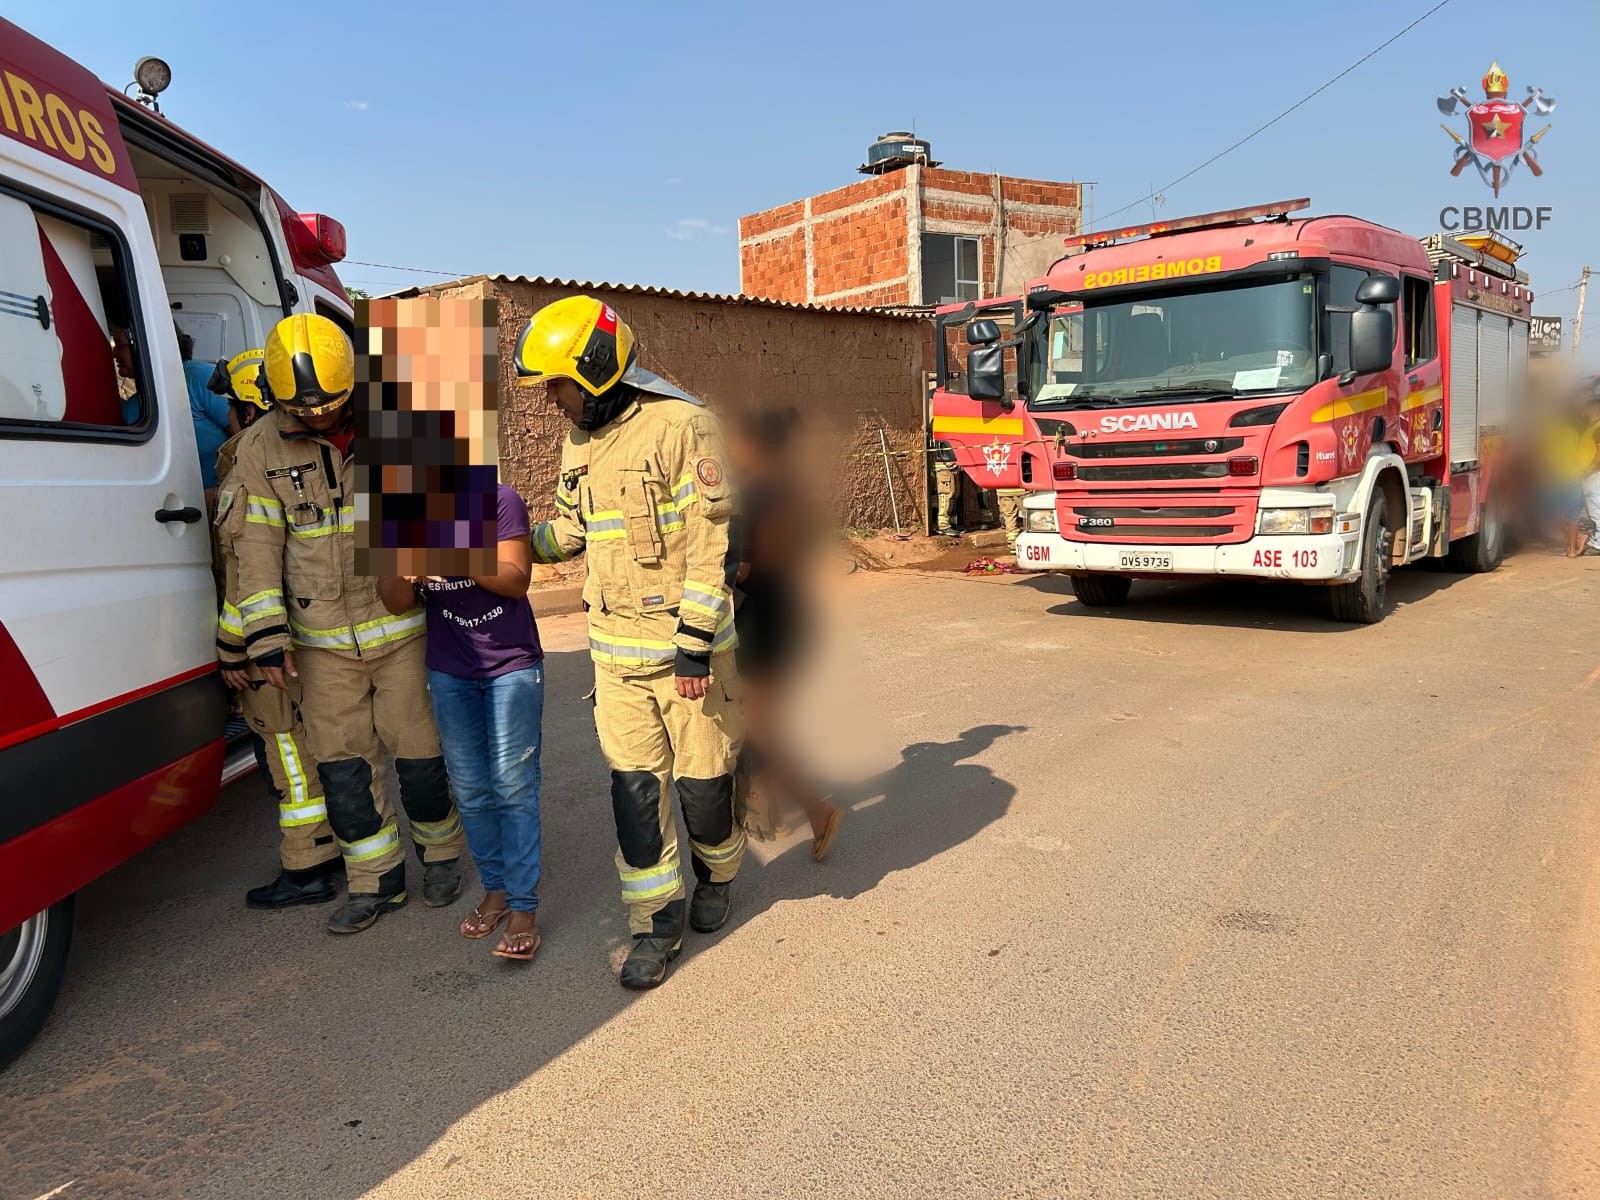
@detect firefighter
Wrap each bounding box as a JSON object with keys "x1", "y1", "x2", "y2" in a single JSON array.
[
  {"x1": 996, "y1": 486, "x2": 1027, "y2": 547},
  {"x1": 932, "y1": 439, "x2": 961, "y2": 535},
  {"x1": 516, "y1": 296, "x2": 744, "y2": 990},
  {"x1": 231, "y1": 314, "x2": 466, "y2": 934},
  {"x1": 212, "y1": 349, "x2": 341, "y2": 908}
]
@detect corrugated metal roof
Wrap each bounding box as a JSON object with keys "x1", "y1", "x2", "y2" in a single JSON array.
[{"x1": 393, "y1": 274, "x2": 924, "y2": 319}]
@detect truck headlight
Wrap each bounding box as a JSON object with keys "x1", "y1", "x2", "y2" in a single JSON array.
[
  {"x1": 1026, "y1": 508, "x2": 1058, "y2": 533},
  {"x1": 1258, "y1": 506, "x2": 1334, "y2": 535}
]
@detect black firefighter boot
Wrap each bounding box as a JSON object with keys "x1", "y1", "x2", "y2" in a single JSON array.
[
  {"x1": 423, "y1": 859, "x2": 463, "y2": 907},
  {"x1": 620, "y1": 900, "x2": 685, "y2": 991},
  {"x1": 689, "y1": 881, "x2": 732, "y2": 933},
  {"x1": 246, "y1": 861, "x2": 339, "y2": 910},
  {"x1": 326, "y1": 890, "x2": 408, "y2": 935}
]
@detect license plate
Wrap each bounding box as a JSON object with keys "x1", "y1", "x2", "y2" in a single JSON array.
[{"x1": 1117, "y1": 551, "x2": 1173, "y2": 571}]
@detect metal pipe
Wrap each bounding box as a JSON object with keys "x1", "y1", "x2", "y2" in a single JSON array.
[{"x1": 878, "y1": 429, "x2": 903, "y2": 536}]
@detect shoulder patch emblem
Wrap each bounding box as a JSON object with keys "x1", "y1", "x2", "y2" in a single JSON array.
[{"x1": 695, "y1": 458, "x2": 724, "y2": 488}]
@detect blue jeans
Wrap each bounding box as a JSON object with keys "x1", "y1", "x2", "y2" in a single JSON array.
[{"x1": 427, "y1": 666, "x2": 544, "y2": 912}]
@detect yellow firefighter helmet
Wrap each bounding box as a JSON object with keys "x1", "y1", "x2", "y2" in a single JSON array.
[
  {"x1": 264, "y1": 313, "x2": 354, "y2": 415},
  {"x1": 513, "y1": 295, "x2": 635, "y2": 397},
  {"x1": 220, "y1": 347, "x2": 270, "y2": 410}
]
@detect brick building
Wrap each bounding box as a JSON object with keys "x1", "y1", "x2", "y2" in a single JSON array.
[{"x1": 739, "y1": 136, "x2": 1084, "y2": 308}]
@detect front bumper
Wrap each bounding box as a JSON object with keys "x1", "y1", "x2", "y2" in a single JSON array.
[{"x1": 1013, "y1": 530, "x2": 1357, "y2": 582}]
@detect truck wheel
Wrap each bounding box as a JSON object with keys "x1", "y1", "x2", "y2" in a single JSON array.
[
  {"x1": 0, "y1": 897, "x2": 74, "y2": 1070},
  {"x1": 1447, "y1": 494, "x2": 1505, "y2": 573},
  {"x1": 1071, "y1": 574, "x2": 1132, "y2": 608},
  {"x1": 1329, "y1": 490, "x2": 1394, "y2": 625}
]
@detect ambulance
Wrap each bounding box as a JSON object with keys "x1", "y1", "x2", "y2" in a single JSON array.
[{"x1": 0, "y1": 19, "x2": 351, "y2": 1065}]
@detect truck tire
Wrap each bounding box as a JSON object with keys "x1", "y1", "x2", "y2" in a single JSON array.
[
  {"x1": 0, "y1": 897, "x2": 74, "y2": 1070},
  {"x1": 1329, "y1": 489, "x2": 1394, "y2": 625},
  {"x1": 1447, "y1": 494, "x2": 1505, "y2": 573},
  {"x1": 1071, "y1": 573, "x2": 1132, "y2": 608}
]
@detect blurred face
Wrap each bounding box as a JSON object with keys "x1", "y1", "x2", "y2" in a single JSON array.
[{"x1": 547, "y1": 377, "x2": 586, "y2": 424}]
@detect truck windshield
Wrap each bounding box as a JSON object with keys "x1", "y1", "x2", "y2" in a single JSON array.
[{"x1": 1029, "y1": 274, "x2": 1317, "y2": 408}]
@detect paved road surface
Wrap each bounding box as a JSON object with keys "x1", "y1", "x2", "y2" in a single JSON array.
[{"x1": 4, "y1": 554, "x2": 1598, "y2": 1199}]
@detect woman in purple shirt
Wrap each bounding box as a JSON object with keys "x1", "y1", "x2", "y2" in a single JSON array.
[{"x1": 379, "y1": 484, "x2": 545, "y2": 961}]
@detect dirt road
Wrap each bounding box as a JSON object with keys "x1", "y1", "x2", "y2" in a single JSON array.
[{"x1": 4, "y1": 554, "x2": 1598, "y2": 1199}]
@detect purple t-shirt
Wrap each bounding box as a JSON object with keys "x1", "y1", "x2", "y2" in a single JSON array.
[{"x1": 419, "y1": 485, "x2": 544, "y2": 680}]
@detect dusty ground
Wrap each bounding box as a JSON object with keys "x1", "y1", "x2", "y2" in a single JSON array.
[{"x1": 3, "y1": 553, "x2": 1599, "y2": 1200}]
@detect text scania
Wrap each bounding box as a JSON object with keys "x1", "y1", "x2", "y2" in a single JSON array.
[
  {"x1": 1099, "y1": 412, "x2": 1199, "y2": 433},
  {"x1": 1081, "y1": 256, "x2": 1223, "y2": 290}
]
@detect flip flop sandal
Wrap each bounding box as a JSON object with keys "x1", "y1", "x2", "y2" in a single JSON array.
[
  {"x1": 812, "y1": 805, "x2": 843, "y2": 861},
  {"x1": 460, "y1": 907, "x2": 509, "y2": 940},
  {"x1": 493, "y1": 928, "x2": 541, "y2": 962}
]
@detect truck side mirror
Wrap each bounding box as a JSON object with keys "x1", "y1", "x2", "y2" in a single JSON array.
[
  {"x1": 1354, "y1": 274, "x2": 1401, "y2": 306},
  {"x1": 1349, "y1": 309, "x2": 1395, "y2": 376},
  {"x1": 967, "y1": 319, "x2": 1001, "y2": 346},
  {"x1": 968, "y1": 345, "x2": 1007, "y2": 402}
]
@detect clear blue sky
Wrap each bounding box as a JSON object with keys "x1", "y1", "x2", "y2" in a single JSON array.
[{"x1": 12, "y1": 0, "x2": 1599, "y2": 362}]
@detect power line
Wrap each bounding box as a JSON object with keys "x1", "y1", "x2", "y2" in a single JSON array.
[
  {"x1": 343, "y1": 258, "x2": 470, "y2": 277},
  {"x1": 1092, "y1": 0, "x2": 1456, "y2": 230}
]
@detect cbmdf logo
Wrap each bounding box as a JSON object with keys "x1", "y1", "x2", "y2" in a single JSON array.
[{"x1": 1437, "y1": 61, "x2": 1555, "y2": 197}]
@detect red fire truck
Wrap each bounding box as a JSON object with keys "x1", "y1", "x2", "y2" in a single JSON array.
[
  {"x1": 0, "y1": 19, "x2": 350, "y2": 1065},
  {"x1": 931, "y1": 199, "x2": 1531, "y2": 622}
]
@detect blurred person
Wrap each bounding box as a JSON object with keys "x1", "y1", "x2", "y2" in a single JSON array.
[
  {"x1": 212, "y1": 348, "x2": 341, "y2": 909},
  {"x1": 378, "y1": 482, "x2": 546, "y2": 962},
  {"x1": 231, "y1": 314, "x2": 466, "y2": 934},
  {"x1": 517, "y1": 296, "x2": 744, "y2": 991},
  {"x1": 729, "y1": 407, "x2": 842, "y2": 859},
  {"x1": 1542, "y1": 399, "x2": 1599, "y2": 557}
]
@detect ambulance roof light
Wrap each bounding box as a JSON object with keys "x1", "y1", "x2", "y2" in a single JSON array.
[
  {"x1": 128, "y1": 56, "x2": 171, "y2": 113},
  {"x1": 1063, "y1": 198, "x2": 1312, "y2": 254}
]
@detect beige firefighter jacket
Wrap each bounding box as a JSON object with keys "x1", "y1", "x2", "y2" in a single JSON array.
[
  {"x1": 226, "y1": 407, "x2": 423, "y2": 662},
  {"x1": 531, "y1": 395, "x2": 738, "y2": 677}
]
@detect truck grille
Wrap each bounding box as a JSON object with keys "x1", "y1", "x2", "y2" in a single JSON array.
[
  {"x1": 1069, "y1": 437, "x2": 1244, "y2": 459},
  {"x1": 1077, "y1": 463, "x2": 1229, "y2": 482},
  {"x1": 1063, "y1": 495, "x2": 1257, "y2": 544}
]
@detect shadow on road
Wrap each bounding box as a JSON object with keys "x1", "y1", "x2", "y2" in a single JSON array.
[
  {"x1": 0, "y1": 642, "x2": 1024, "y2": 1200},
  {"x1": 1019, "y1": 561, "x2": 1478, "y2": 632}
]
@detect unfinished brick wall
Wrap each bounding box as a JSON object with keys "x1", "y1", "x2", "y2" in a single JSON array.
[
  {"x1": 413, "y1": 277, "x2": 930, "y2": 531},
  {"x1": 739, "y1": 166, "x2": 1083, "y2": 307}
]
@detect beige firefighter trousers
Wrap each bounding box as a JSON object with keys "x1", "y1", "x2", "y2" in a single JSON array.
[
  {"x1": 240, "y1": 678, "x2": 338, "y2": 873},
  {"x1": 295, "y1": 636, "x2": 466, "y2": 894},
  {"x1": 594, "y1": 653, "x2": 746, "y2": 934},
  {"x1": 997, "y1": 488, "x2": 1027, "y2": 544}
]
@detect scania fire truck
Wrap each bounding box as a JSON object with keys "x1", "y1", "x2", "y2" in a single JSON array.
[
  {"x1": 0, "y1": 19, "x2": 351, "y2": 1065},
  {"x1": 931, "y1": 199, "x2": 1531, "y2": 623}
]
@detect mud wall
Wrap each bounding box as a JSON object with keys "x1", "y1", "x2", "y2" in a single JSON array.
[{"x1": 418, "y1": 278, "x2": 930, "y2": 530}]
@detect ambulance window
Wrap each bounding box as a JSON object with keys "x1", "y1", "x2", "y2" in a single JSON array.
[
  {"x1": 0, "y1": 186, "x2": 152, "y2": 440},
  {"x1": 1403, "y1": 275, "x2": 1437, "y2": 367}
]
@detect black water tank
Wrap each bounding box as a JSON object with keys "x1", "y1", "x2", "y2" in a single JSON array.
[{"x1": 860, "y1": 131, "x2": 939, "y2": 175}]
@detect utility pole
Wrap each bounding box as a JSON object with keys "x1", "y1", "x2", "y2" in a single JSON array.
[{"x1": 1574, "y1": 265, "x2": 1590, "y2": 354}]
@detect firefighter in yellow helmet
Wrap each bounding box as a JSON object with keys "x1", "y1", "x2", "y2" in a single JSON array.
[
  {"x1": 517, "y1": 296, "x2": 744, "y2": 989},
  {"x1": 229, "y1": 314, "x2": 466, "y2": 933},
  {"x1": 211, "y1": 349, "x2": 342, "y2": 908}
]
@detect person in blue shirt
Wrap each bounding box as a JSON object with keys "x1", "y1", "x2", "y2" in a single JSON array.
[
  {"x1": 114, "y1": 323, "x2": 239, "y2": 500},
  {"x1": 174, "y1": 326, "x2": 238, "y2": 498}
]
